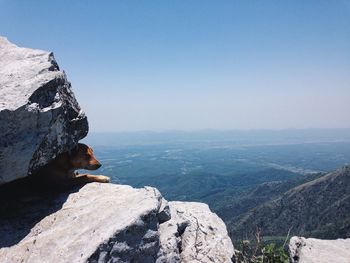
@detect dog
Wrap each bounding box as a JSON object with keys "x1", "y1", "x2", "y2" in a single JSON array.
[
  {"x1": 0, "y1": 143, "x2": 109, "y2": 201},
  {"x1": 31, "y1": 143, "x2": 110, "y2": 188}
]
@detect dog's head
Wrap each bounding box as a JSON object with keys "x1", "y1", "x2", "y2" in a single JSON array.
[{"x1": 69, "y1": 143, "x2": 102, "y2": 170}]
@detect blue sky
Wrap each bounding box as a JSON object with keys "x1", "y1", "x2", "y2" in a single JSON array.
[{"x1": 1, "y1": 1, "x2": 349, "y2": 131}]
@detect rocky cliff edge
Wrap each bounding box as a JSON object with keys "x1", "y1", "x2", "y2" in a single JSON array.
[{"x1": 0, "y1": 183, "x2": 234, "y2": 263}]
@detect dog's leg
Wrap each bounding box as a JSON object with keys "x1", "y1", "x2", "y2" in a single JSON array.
[{"x1": 72, "y1": 174, "x2": 110, "y2": 184}]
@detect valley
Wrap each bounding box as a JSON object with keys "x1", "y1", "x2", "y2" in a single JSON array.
[{"x1": 83, "y1": 130, "x2": 350, "y2": 243}]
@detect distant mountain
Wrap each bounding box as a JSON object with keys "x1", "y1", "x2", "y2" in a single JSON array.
[
  {"x1": 229, "y1": 166, "x2": 350, "y2": 241},
  {"x1": 127, "y1": 168, "x2": 302, "y2": 209},
  {"x1": 216, "y1": 172, "x2": 323, "y2": 223}
]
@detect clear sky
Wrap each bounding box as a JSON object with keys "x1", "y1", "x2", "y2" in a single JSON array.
[{"x1": 1, "y1": 1, "x2": 349, "y2": 132}]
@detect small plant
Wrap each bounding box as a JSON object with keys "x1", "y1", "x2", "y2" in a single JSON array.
[{"x1": 234, "y1": 228, "x2": 289, "y2": 263}]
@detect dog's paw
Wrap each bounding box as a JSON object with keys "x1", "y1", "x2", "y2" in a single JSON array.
[{"x1": 97, "y1": 175, "x2": 110, "y2": 183}]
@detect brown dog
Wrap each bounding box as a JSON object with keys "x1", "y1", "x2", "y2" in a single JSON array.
[{"x1": 32, "y1": 143, "x2": 110, "y2": 188}]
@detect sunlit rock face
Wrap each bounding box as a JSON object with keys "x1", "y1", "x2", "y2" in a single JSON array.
[
  {"x1": 0, "y1": 183, "x2": 235, "y2": 263},
  {"x1": 157, "y1": 201, "x2": 235, "y2": 263},
  {"x1": 289, "y1": 237, "x2": 350, "y2": 263},
  {"x1": 0, "y1": 37, "x2": 88, "y2": 184}
]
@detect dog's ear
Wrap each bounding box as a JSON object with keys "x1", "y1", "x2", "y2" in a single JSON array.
[{"x1": 68, "y1": 144, "x2": 79, "y2": 157}]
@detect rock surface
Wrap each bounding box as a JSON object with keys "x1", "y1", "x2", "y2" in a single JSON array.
[
  {"x1": 0, "y1": 183, "x2": 234, "y2": 263},
  {"x1": 0, "y1": 37, "x2": 88, "y2": 184},
  {"x1": 157, "y1": 201, "x2": 234, "y2": 263},
  {"x1": 289, "y1": 236, "x2": 350, "y2": 263}
]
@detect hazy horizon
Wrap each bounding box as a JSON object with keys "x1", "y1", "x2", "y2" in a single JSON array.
[
  {"x1": 1, "y1": 1, "x2": 349, "y2": 131},
  {"x1": 86, "y1": 127, "x2": 350, "y2": 134},
  {"x1": 82, "y1": 128, "x2": 350, "y2": 147}
]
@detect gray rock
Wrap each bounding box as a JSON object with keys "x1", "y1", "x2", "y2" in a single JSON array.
[
  {"x1": 0, "y1": 183, "x2": 234, "y2": 263},
  {"x1": 289, "y1": 236, "x2": 350, "y2": 263},
  {"x1": 0, "y1": 37, "x2": 88, "y2": 184},
  {"x1": 157, "y1": 201, "x2": 235, "y2": 263},
  {"x1": 0, "y1": 183, "x2": 163, "y2": 263},
  {"x1": 157, "y1": 197, "x2": 171, "y2": 224}
]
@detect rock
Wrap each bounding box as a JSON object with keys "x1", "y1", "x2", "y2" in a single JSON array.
[
  {"x1": 0, "y1": 183, "x2": 234, "y2": 263},
  {"x1": 289, "y1": 236, "x2": 350, "y2": 263},
  {"x1": 157, "y1": 197, "x2": 171, "y2": 224},
  {"x1": 0, "y1": 37, "x2": 88, "y2": 185},
  {"x1": 157, "y1": 201, "x2": 234, "y2": 263}
]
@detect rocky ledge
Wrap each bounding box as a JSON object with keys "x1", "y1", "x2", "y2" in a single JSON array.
[
  {"x1": 289, "y1": 236, "x2": 350, "y2": 263},
  {"x1": 0, "y1": 183, "x2": 234, "y2": 263}
]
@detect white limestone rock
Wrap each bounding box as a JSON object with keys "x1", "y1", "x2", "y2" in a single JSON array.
[
  {"x1": 157, "y1": 201, "x2": 235, "y2": 263},
  {"x1": 0, "y1": 183, "x2": 234, "y2": 263},
  {"x1": 0, "y1": 183, "x2": 164, "y2": 263},
  {"x1": 289, "y1": 236, "x2": 350, "y2": 263},
  {"x1": 0, "y1": 37, "x2": 88, "y2": 184}
]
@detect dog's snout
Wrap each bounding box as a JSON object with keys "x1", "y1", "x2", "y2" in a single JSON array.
[{"x1": 86, "y1": 161, "x2": 102, "y2": 170}]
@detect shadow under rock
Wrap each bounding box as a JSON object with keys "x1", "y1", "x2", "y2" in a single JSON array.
[{"x1": 0, "y1": 177, "x2": 84, "y2": 248}]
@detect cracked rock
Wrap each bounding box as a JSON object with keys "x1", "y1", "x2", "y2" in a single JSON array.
[{"x1": 157, "y1": 201, "x2": 234, "y2": 263}]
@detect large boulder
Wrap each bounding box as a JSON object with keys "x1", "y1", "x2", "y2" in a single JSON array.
[
  {"x1": 0, "y1": 183, "x2": 234, "y2": 263},
  {"x1": 289, "y1": 236, "x2": 350, "y2": 263},
  {"x1": 0, "y1": 37, "x2": 88, "y2": 184}
]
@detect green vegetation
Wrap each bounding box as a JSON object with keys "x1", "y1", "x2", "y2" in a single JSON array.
[{"x1": 234, "y1": 230, "x2": 289, "y2": 263}]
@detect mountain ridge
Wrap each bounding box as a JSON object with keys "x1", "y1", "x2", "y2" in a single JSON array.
[{"x1": 230, "y1": 165, "x2": 350, "y2": 240}]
